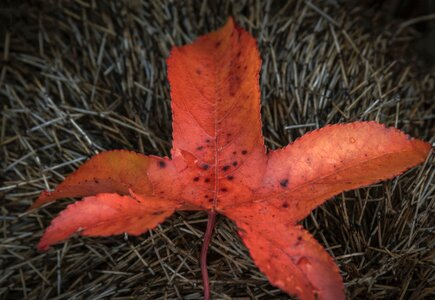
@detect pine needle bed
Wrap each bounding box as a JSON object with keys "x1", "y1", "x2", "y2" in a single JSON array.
[{"x1": 1, "y1": 1, "x2": 434, "y2": 299}]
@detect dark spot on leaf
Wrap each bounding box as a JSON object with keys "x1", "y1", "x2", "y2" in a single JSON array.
[
  {"x1": 196, "y1": 69, "x2": 202, "y2": 75},
  {"x1": 204, "y1": 195, "x2": 209, "y2": 198},
  {"x1": 215, "y1": 41, "x2": 221, "y2": 48},
  {"x1": 196, "y1": 146, "x2": 204, "y2": 150},
  {"x1": 241, "y1": 150, "x2": 248, "y2": 155},
  {"x1": 227, "y1": 175, "x2": 234, "y2": 180},
  {"x1": 193, "y1": 177, "x2": 200, "y2": 182},
  {"x1": 226, "y1": 133, "x2": 232, "y2": 136},
  {"x1": 280, "y1": 179, "x2": 289, "y2": 188},
  {"x1": 295, "y1": 236, "x2": 303, "y2": 246},
  {"x1": 222, "y1": 165, "x2": 230, "y2": 171},
  {"x1": 204, "y1": 178, "x2": 210, "y2": 183},
  {"x1": 158, "y1": 161, "x2": 166, "y2": 168},
  {"x1": 236, "y1": 51, "x2": 241, "y2": 58},
  {"x1": 282, "y1": 202, "x2": 289, "y2": 208},
  {"x1": 94, "y1": 178, "x2": 99, "y2": 183},
  {"x1": 232, "y1": 151, "x2": 237, "y2": 155},
  {"x1": 200, "y1": 163, "x2": 209, "y2": 170},
  {"x1": 232, "y1": 161, "x2": 238, "y2": 167},
  {"x1": 208, "y1": 198, "x2": 214, "y2": 203},
  {"x1": 205, "y1": 139, "x2": 210, "y2": 143},
  {"x1": 220, "y1": 188, "x2": 228, "y2": 192},
  {"x1": 152, "y1": 211, "x2": 164, "y2": 216}
]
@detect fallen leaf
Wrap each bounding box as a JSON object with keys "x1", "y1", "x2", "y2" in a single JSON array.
[{"x1": 32, "y1": 18, "x2": 431, "y2": 300}]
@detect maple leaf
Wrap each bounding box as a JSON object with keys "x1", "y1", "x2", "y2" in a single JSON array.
[{"x1": 32, "y1": 18, "x2": 431, "y2": 300}]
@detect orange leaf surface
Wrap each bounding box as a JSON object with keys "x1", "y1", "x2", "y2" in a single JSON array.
[
  {"x1": 38, "y1": 193, "x2": 178, "y2": 251},
  {"x1": 32, "y1": 150, "x2": 156, "y2": 209},
  {"x1": 32, "y1": 18, "x2": 431, "y2": 299},
  {"x1": 164, "y1": 18, "x2": 267, "y2": 209},
  {"x1": 223, "y1": 122, "x2": 431, "y2": 226},
  {"x1": 237, "y1": 223, "x2": 344, "y2": 300}
]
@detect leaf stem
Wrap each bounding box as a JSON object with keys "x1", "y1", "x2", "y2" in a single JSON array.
[{"x1": 201, "y1": 210, "x2": 217, "y2": 300}]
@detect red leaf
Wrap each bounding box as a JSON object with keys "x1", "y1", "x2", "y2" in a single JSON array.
[
  {"x1": 166, "y1": 18, "x2": 267, "y2": 209},
  {"x1": 38, "y1": 193, "x2": 178, "y2": 251},
  {"x1": 32, "y1": 150, "x2": 156, "y2": 209},
  {"x1": 223, "y1": 122, "x2": 431, "y2": 225},
  {"x1": 237, "y1": 222, "x2": 344, "y2": 300},
  {"x1": 262, "y1": 122, "x2": 430, "y2": 223},
  {"x1": 33, "y1": 18, "x2": 431, "y2": 299}
]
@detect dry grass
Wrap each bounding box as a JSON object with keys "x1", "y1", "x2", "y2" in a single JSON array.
[{"x1": 1, "y1": 1, "x2": 434, "y2": 299}]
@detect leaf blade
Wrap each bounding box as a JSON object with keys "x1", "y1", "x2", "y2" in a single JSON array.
[
  {"x1": 167, "y1": 18, "x2": 266, "y2": 208},
  {"x1": 32, "y1": 150, "x2": 157, "y2": 209},
  {"x1": 236, "y1": 221, "x2": 345, "y2": 300},
  {"x1": 224, "y1": 122, "x2": 431, "y2": 223},
  {"x1": 38, "y1": 193, "x2": 177, "y2": 251}
]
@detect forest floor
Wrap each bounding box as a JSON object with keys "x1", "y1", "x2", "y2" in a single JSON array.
[{"x1": 1, "y1": 1, "x2": 434, "y2": 299}]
